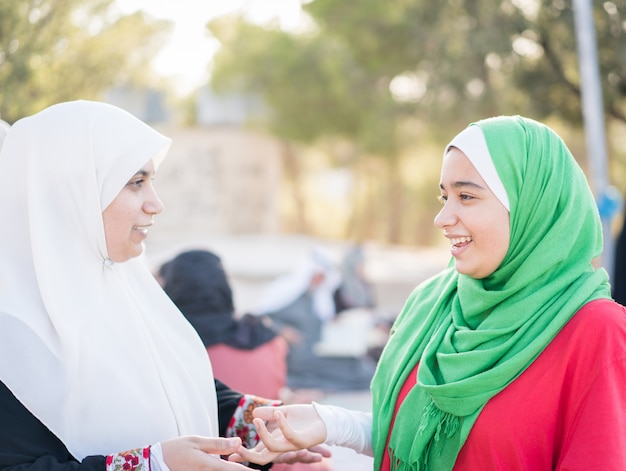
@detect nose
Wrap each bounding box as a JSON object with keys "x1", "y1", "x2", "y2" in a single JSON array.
[
  {"x1": 434, "y1": 202, "x2": 456, "y2": 229},
  {"x1": 144, "y1": 185, "x2": 164, "y2": 215}
]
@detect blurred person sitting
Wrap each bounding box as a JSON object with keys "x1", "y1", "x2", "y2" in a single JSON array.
[
  {"x1": 613, "y1": 204, "x2": 626, "y2": 305},
  {"x1": 253, "y1": 248, "x2": 376, "y2": 391},
  {"x1": 333, "y1": 244, "x2": 376, "y2": 314},
  {"x1": 160, "y1": 250, "x2": 333, "y2": 471},
  {"x1": 159, "y1": 249, "x2": 289, "y2": 400}
]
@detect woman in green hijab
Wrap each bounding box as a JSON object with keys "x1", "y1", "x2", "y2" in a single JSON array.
[{"x1": 233, "y1": 116, "x2": 626, "y2": 470}]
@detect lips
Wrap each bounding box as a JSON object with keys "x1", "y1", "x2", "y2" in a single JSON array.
[
  {"x1": 132, "y1": 225, "x2": 151, "y2": 236},
  {"x1": 450, "y1": 236, "x2": 472, "y2": 248}
]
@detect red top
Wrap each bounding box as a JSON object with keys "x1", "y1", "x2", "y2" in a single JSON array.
[{"x1": 381, "y1": 299, "x2": 626, "y2": 470}]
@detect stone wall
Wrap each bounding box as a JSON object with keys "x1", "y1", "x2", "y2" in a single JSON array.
[{"x1": 147, "y1": 125, "x2": 282, "y2": 254}]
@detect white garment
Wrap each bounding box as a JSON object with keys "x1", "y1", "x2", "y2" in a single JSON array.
[
  {"x1": 0, "y1": 101, "x2": 218, "y2": 460},
  {"x1": 151, "y1": 443, "x2": 171, "y2": 471},
  {"x1": 445, "y1": 124, "x2": 510, "y2": 211},
  {"x1": 312, "y1": 402, "x2": 373, "y2": 456}
]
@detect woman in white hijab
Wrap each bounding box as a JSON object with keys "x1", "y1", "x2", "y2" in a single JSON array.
[{"x1": 0, "y1": 101, "x2": 292, "y2": 470}]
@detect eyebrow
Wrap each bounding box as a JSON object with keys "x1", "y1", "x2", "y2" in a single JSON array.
[
  {"x1": 439, "y1": 181, "x2": 486, "y2": 191},
  {"x1": 133, "y1": 169, "x2": 153, "y2": 178}
]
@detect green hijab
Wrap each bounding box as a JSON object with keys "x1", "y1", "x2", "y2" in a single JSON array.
[{"x1": 370, "y1": 116, "x2": 611, "y2": 471}]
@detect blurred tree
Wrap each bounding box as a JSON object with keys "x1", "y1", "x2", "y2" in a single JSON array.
[
  {"x1": 0, "y1": 0, "x2": 171, "y2": 123},
  {"x1": 306, "y1": 0, "x2": 626, "y2": 126},
  {"x1": 306, "y1": 0, "x2": 626, "y2": 223},
  {"x1": 208, "y1": 16, "x2": 412, "y2": 242},
  {"x1": 302, "y1": 0, "x2": 530, "y2": 138},
  {"x1": 207, "y1": 0, "x2": 626, "y2": 244},
  {"x1": 512, "y1": 0, "x2": 626, "y2": 124}
]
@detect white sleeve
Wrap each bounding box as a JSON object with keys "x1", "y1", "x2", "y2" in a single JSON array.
[
  {"x1": 151, "y1": 443, "x2": 171, "y2": 471},
  {"x1": 312, "y1": 402, "x2": 374, "y2": 457}
]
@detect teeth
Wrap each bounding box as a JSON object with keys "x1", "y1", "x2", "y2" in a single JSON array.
[{"x1": 450, "y1": 236, "x2": 472, "y2": 245}]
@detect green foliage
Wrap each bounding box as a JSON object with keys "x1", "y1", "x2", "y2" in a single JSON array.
[
  {"x1": 206, "y1": 0, "x2": 626, "y2": 244},
  {"x1": 305, "y1": 0, "x2": 529, "y2": 131},
  {"x1": 0, "y1": 0, "x2": 171, "y2": 123},
  {"x1": 208, "y1": 16, "x2": 401, "y2": 155},
  {"x1": 513, "y1": 0, "x2": 626, "y2": 124},
  {"x1": 305, "y1": 0, "x2": 626, "y2": 127}
]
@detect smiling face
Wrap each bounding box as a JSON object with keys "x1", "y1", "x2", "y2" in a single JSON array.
[
  {"x1": 102, "y1": 160, "x2": 164, "y2": 262},
  {"x1": 434, "y1": 147, "x2": 510, "y2": 279}
]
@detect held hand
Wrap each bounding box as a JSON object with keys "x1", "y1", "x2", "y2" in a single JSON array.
[
  {"x1": 229, "y1": 404, "x2": 327, "y2": 465},
  {"x1": 161, "y1": 436, "x2": 254, "y2": 470},
  {"x1": 272, "y1": 445, "x2": 332, "y2": 464}
]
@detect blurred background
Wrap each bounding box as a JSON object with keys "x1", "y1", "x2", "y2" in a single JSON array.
[
  {"x1": 2, "y1": 2, "x2": 626, "y2": 468},
  {"x1": 2, "y1": 0, "x2": 626, "y2": 250}
]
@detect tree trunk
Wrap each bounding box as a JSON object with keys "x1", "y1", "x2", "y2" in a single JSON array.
[
  {"x1": 281, "y1": 141, "x2": 310, "y2": 233},
  {"x1": 386, "y1": 159, "x2": 404, "y2": 244}
]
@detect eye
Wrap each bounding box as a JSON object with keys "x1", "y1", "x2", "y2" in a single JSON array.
[
  {"x1": 437, "y1": 194, "x2": 448, "y2": 204},
  {"x1": 127, "y1": 177, "x2": 145, "y2": 189},
  {"x1": 460, "y1": 193, "x2": 475, "y2": 201}
]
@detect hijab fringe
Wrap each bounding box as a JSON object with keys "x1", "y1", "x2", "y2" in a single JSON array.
[
  {"x1": 417, "y1": 399, "x2": 460, "y2": 470},
  {"x1": 388, "y1": 399, "x2": 461, "y2": 470},
  {"x1": 389, "y1": 447, "x2": 418, "y2": 471}
]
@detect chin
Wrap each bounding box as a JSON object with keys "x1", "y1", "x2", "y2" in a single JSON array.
[
  {"x1": 131, "y1": 244, "x2": 145, "y2": 260},
  {"x1": 454, "y1": 263, "x2": 482, "y2": 279}
]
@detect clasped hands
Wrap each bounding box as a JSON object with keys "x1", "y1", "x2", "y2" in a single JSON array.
[{"x1": 229, "y1": 403, "x2": 328, "y2": 466}]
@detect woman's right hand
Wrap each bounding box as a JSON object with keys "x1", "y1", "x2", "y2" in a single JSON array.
[
  {"x1": 229, "y1": 404, "x2": 327, "y2": 465},
  {"x1": 160, "y1": 436, "x2": 254, "y2": 470}
]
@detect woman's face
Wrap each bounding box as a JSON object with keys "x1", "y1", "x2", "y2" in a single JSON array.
[
  {"x1": 102, "y1": 160, "x2": 164, "y2": 262},
  {"x1": 434, "y1": 147, "x2": 510, "y2": 279}
]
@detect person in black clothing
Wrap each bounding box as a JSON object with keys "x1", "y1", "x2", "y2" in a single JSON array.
[
  {"x1": 613, "y1": 207, "x2": 626, "y2": 305},
  {"x1": 158, "y1": 250, "x2": 279, "y2": 352},
  {"x1": 159, "y1": 250, "x2": 289, "y2": 399}
]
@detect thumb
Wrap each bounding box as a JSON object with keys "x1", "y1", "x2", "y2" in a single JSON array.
[
  {"x1": 196, "y1": 436, "x2": 242, "y2": 455},
  {"x1": 252, "y1": 406, "x2": 277, "y2": 421}
]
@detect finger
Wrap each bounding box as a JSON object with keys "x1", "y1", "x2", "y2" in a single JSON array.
[
  {"x1": 230, "y1": 445, "x2": 280, "y2": 466},
  {"x1": 308, "y1": 445, "x2": 332, "y2": 458},
  {"x1": 274, "y1": 449, "x2": 323, "y2": 464},
  {"x1": 251, "y1": 406, "x2": 277, "y2": 421},
  {"x1": 214, "y1": 456, "x2": 255, "y2": 470},
  {"x1": 272, "y1": 411, "x2": 310, "y2": 448},
  {"x1": 252, "y1": 412, "x2": 308, "y2": 454},
  {"x1": 251, "y1": 417, "x2": 296, "y2": 453},
  {"x1": 193, "y1": 436, "x2": 242, "y2": 455}
]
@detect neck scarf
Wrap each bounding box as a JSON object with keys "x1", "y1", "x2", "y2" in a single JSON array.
[
  {"x1": 371, "y1": 116, "x2": 610, "y2": 470},
  {"x1": 160, "y1": 249, "x2": 278, "y2": 349},
  {"x1": 0, "y1": 101, "x2": 218, "y2": 460}
]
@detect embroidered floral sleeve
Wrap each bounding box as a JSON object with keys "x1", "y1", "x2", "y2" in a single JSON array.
[
  {"x1": 106, "y1": 446, "x2": 151, "y2": 471},
  {"x1": 225, "y1": 394, "x2": 282, "y2": 449}
]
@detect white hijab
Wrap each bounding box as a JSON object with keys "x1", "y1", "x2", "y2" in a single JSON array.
[{"x1": 0, "y1": 100, "x2": 218, "y2": 460}]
